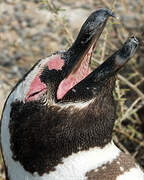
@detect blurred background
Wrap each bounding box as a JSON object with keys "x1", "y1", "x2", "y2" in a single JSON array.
[{"x1": 0, "y1": 0, "x2": 144, "y2": 179}]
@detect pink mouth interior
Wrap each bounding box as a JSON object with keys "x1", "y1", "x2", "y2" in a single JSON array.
[{"x1": 57, "y1": 46, "x2": 93, "y2": 99}]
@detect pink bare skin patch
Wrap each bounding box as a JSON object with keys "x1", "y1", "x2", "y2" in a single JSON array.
[
  {"x1": 57, "y1": 48, "x2": 92, "y2": 100},
  {"x1": 25, "y1": 55, "x2": 65, "y2": 102},
  {"x1": 25, "y1": 72, "x2": 47, "y2": 102},
  {"x1": 47, "y1": 56, "x2": 64, "y2": 70}
]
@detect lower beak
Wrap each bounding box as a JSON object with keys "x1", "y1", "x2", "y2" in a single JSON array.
[{"x1": 61, "y1": 36, "x2": 139, "y2": 101}]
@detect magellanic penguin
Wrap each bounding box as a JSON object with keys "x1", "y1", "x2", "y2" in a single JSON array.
[{"x1": 0, "y1": 8, "x2": 144, "y2": 180}]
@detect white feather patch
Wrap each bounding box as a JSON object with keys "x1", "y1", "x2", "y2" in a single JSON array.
[
  {"x1": 57, "y1": 99, "x2": 94, "y2": 110},
  {"x1": 36, "y1": 142, "x2": 121, "y2": 180}
]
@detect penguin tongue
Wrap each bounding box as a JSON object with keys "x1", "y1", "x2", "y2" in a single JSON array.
[{"x1": 57, "y1": 46, "x2": 93, "y2": 100}]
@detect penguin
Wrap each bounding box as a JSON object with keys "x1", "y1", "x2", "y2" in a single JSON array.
[{"x1": 0, "y1": 8, "x2": 144, "y2": 180}]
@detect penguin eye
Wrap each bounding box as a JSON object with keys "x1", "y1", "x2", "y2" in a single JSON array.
[
  {"x1": 28, "y1": 90, "x2": 43, "y2": 98},
  {"x1": 25, "y1": 73, "x2": 47, "y2": 102}
]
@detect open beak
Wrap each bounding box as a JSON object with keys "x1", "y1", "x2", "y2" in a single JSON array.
[
  {"x1": 60, "y1": 36, "x2": 139, "y2": 102},
  {"x1": 57, "y1": 8, "x2": 139, "y2": 102},
  {"x1": 57, "y1": 8, "x2": 116, "y2": 100}
]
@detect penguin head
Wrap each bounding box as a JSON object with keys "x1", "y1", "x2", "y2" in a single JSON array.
[{"x1": 10, "y1": 8, "x2": 117, "y2": 104}]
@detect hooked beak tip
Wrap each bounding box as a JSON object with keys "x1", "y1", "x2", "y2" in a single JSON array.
[
  {"x1": 106, "y1": 8, "x2": 118, "y2": 19},
  {"x1": 99, "y1": 8, "x2": 118, "y2": 19}
]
